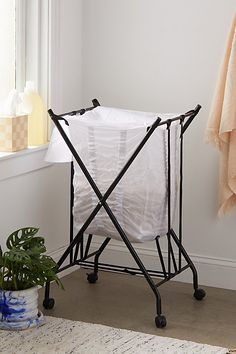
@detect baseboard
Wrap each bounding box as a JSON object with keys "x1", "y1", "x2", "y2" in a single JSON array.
[
  {"x1": 90, "y1": 240, "x2": 236, "y2": 290},
  {"x1": 48, "y1": 241, "x2": 236, "y2": 290},
  {"x1": 47, "y1": 245, "x2": 80, "y2": 279}
]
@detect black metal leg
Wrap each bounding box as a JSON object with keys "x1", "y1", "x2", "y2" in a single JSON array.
[
  {"x1": 73, "y1": 239, "x2": 80, "y2": 263},
  {"x1": 169, "y1": 241, "x2": 178, "y2": 273},
  {"x1": 84, "y1": 234, "x2": 93, "y2": 259},
  {"x1": 170, "y1": 229, "x2": 198, "y2": 289},
  {"x1": 94, "y1": 237, "x2": 111, "y2": 274},
  {"x1": 179, "y1": 119, "x2": 184, "y2": 271},
  {"x1": 44, "y1": 281, "x2": 50, "y2": 300},
  {"x1": 87, "y1": 237, "x2": 111, "y2": 284},
  {"x1": 170, "y1": 229, "x2": 206, "y2": 301},
  {"x1": 69, "y1": 162, "x2": 74, "y2": 265},
  {"x1": 73, "y1": 233, "x2": 85, "y2": 263},
  {"x1": 100, "y1": 204, "x2": 164, "y2": 322},
  {"x1": 57, "y1": 230, "x2": 84, "y2": 268},
  {"x1": 43, "y1": 281, "x2": 55, "y2": 310},
  {"x1": 156, "y1": 237, "x2": 167, "y2": 278}
]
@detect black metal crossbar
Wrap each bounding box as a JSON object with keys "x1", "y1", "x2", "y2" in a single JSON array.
[{"x1": 43, "y1": 99, "x2": 206, "y2": 328}]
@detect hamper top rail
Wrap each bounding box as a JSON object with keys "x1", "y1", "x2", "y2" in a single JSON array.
[{"x1": 48, "y1": 99, "x2": 201, "y2": 134}]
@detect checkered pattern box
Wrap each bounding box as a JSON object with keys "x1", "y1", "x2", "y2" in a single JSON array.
[{"x1": 0, "y1": 115, "x2": 28, "y2": 152}]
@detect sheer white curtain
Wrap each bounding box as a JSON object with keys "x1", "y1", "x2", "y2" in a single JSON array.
[{"x1": 0, "y1": 0, "x2": 15, "y2": 102}]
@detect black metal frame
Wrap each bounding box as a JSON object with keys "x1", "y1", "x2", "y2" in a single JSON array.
[{"x1": 44, "y1": 99, "x2": 205, "y2": 328}]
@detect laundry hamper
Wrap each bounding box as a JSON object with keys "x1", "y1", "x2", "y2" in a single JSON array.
[{"x1": 44, "y1": 99, "x2": 206, "y2": 328}]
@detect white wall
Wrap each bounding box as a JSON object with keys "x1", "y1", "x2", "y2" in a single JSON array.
[
  {"x1": 0, "y1": 161, "x2": 70, "y2": 255},
  {"x1": 81, "y1": 0, "x2": 236, "y2": 289},
  {"x1": 1, "y1": 0, "x2": 236, "y2": 290},
  {"x1": 50, "y1": 0, "x2": 83, "y2": 114}
]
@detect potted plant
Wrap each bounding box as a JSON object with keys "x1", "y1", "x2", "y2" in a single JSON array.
[{"x1": 0, "y1": 227, "x2": 62, "y2": 330}]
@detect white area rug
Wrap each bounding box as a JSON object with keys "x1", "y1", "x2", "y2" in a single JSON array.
[{"x1": 0, "y1": 316, "x2": 229, "y2": 354}]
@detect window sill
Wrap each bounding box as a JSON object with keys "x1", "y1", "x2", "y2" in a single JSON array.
[
  {"x1": 0, "y1": 144, "x2": 49, "y2": 161},
  {"x1": 0, "y1": 144, "x2": 51, "y2": 181}
]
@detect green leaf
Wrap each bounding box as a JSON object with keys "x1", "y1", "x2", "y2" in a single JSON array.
[
  {"x1": 0, "y1": 246, "x2": 3, "y2": 267},
  {"x1": 23, "y1": 237, "x2": 46, "y2": 256},
  {"x1": 54, "y1": 277, "x2": 64, "y2": 290},
  {"x1": 6, "y1": 227, "x2": 39, "y2": 250},
  {"x1": 39, "y1": 255, "x2": 58, "y2": 268},
  {"x1": 1, "y1": 227, "x2": 63, "y2": 290},
  {"x1": 4, "y1": 249, "x2": 31, "y2": 265},
  {"x1": 22, "y1": 269, "x2": 47, "y2": 287}
]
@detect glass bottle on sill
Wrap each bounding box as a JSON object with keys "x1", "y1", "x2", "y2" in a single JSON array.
[{"x1": 21, "y1": 81, "x2": 46, "y2": 146}]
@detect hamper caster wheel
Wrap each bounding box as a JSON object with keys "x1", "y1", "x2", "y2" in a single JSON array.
[
  {"x1": 194, "y1": 288, "x2": 206, "y2": 301},
  {"x1": 87, "y1": 273, "x2": 98, "y2": 284},
  {"x1": 155, "y1": 315, "x2": 167, "y2": 328},
  {"x1": 43, "y1": 298, "x2": 55, "y2": 309}
]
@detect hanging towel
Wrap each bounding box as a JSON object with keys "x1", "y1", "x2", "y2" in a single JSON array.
[{"x1": 206, "y1": 13, "x2": 236, "y2": 216}]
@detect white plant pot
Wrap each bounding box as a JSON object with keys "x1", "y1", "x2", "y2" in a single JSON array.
[{"x1": 0, "y1": 287, "x2": 44, "y2": 330}]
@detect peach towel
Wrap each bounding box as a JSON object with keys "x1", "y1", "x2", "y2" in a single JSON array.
[{"x1": 206, "y1": 13, "x2": 236, "y2": 216}]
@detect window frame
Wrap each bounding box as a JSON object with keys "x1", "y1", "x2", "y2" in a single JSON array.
[
  {"x1": 15, "y1": 0, "x2": 51, "y2": 140},
  {"x1": 0, "y1": 0, "x2": 53, "y2": 175},
  {"x1": 15, "y1": 0, "x2": 26, "y2": 94}
]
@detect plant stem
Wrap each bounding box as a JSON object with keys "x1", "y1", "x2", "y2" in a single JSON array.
[
  {"x1": 12, "y1": 265, "x2": 18, "y2": 291},
  {"x1": 0, "y1": 267, "x2": 3, "y2": 289},
  {"x1": 0, "y1": 258, "x2": 6, "y2": 289}
]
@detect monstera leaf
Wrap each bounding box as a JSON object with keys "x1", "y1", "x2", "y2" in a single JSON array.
[
  {"x1": 30, "y1": 255, "x2": 63, "y2": 288},
  {"x1": 6, "y1": 227, "x2": 39, "y2": 250},
  {"x1": 0, "y1": 246, "x2": 3, "y2": 267},
  {"x1": 4, "y1": 249, "x2": 31, "y2": 265},
  {"x1": 22, "y1": 269, "x2": 48, "y2": 287},
  {"x1": 38, "y1": 255, "x2": 58, "y2": 269},
  {"x1": 0, "y1": 227, "x2": 63, "y2": 291},
  {"x1": 23, "y1": 237, "x2": 46, "y2": 256}
]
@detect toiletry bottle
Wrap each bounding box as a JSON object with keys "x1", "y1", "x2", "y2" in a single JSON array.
[{"x1": 22, "y1": 81, "x2": 46, "y2": 146}]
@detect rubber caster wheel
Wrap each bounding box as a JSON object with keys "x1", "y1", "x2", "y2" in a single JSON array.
[
  {"x1": 194, "y1": 288, "x2": 206, "y2": 300},
  {"x1": 155, "y1": 315, "x2": 167, "y2": 328},
  {"x1": 43, "y1": 298, "x2": 55, "y2": 309},
  {"x1": 87, "y1": 273, "x2": 98, "y2": 284}
]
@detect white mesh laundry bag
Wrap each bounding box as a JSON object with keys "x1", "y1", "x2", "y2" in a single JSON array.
[{"x1": 49, "y1": 106, "x2": 180, "y2": 243}]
